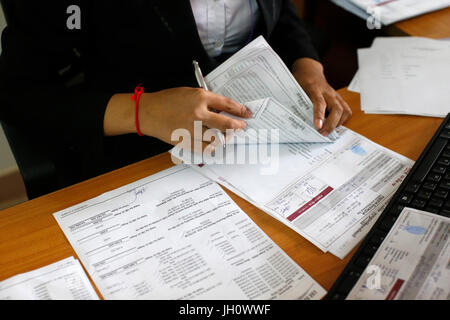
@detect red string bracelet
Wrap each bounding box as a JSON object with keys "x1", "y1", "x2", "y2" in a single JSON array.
[{"x1": 131, "y1": 84, "x2": 145, "y2": 136}]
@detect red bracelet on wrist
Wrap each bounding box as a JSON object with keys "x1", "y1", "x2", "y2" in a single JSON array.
[{"x1": 131, "y1": 84, "x2": 145, "y2": 136}]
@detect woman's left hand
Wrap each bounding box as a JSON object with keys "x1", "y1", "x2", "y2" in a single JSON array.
[{"x1": 292, "y1": 58, "x2": 352, "y2": 136}]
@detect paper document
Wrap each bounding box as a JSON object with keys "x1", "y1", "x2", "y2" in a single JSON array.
[
  {"x1": 172, "y1": 127, "x2": 414, "y2": 259},
  {"x1": 357, "y1": 37, "x2": 450, "y2": 117},
  {"x1": 53, "y1": 165, "x2": 326, "y2": 300},
  {"x1": 0, "y1": 257, "x2": 99, "y2": 300},
  {"x1": 347, "y1": 207, "x2": 450, "y2": 300},
  {"x1": 205, "y1": 36, "x2": 338, "y2": 143},
  {"x1": 223, "y1": 98, "x2": 328, "y2": 144},
  {"x1": 350, "y1": 0, "x2": 450, "y2": 25}
]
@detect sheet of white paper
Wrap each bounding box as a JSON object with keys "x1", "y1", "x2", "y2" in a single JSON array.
[
  {"x1": 53, "y1": 165, "x2": 326, "y2": 300},
  {"x1": 347, "y1": 207, "x2": 450, "y2": 300},
  {"x1": 171, "y1": 127, "x2": 414, "y2": 258},
  {"x1": 0, "y1": 257, "x2": 99, "y2": 300},
  {"x1": 205, "y1": 36, "x2": 339, "y2": 142},
  {"x1": 357, "y1": 38, "x2": 450, "y2": 118},
  {"x1": 348, "y1": 71, "x2": 361, "y2": 93},
  {"x1": 350, "y1": 0, "x2": 450, "y2": 25}
]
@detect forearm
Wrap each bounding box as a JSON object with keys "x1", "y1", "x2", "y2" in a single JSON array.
[{"x1": 292, "y1": 58, "x2": 325, "y2": 83}]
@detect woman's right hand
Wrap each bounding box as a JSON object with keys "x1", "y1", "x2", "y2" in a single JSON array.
[{"x1": 103, "y1": 87, "x2": 252, "y2": 152}]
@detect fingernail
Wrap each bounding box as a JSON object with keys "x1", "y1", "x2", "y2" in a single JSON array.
[
  {"x1": 315, "y1": 118, "x2": 323, "y2": 129},
  {"x1": 245, "y1": 107, "x2": 252, "y2": 117},
  {"x1": 321, "y1": 130, "x2": 328, "y2": 137}
]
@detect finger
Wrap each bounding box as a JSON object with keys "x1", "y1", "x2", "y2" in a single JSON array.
[
  {"x1": 336, "y1": 93, "x2": 352, "y2": 126},
  {"x1": 204, "y1": 91, "x2": 252, "y2": 118},
  {"x1": 309, "y1": 89, "x2": 327, "y2": 130},
  {"x1": 321, "y1": 96, "x2": 343, "y2": 135},
  {"x1": 204, "y1": 112, "x2": 247, "y2": 132}
]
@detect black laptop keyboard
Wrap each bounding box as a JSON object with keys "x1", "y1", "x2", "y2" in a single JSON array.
[{"x1": 326, "y1": 112, "x2": 450, "y2": 300}]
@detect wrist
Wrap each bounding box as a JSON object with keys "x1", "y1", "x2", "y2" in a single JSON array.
[
  {"x1": 292, "y1": 57, "x2": 324, "y2": 76},
  {"x1": 138, "y1": 92, "x2": 159, "y2": 138},
  {"x1": 103, "y1": 93, "x2": 136, "y2": 136}
]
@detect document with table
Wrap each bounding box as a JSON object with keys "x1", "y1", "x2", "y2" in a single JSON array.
[
  {"x1": 53, "y1": 165, "x2": 326, "y2": 300},
  {"x1": 173, "y1": 127, "x2": 414, "y2": 259},
  {"x1": 347, "y1": 207, "x2": 449, "y2": 300},
  {"x1": 204, "y1": 35, "x2": 338, "y2": 144},
  {"x1": 351, "y1": 37, "x2": 450, "y2": 117},
  {"x1": 0, "y1": 257, "x2": 99, "y2": 300}
]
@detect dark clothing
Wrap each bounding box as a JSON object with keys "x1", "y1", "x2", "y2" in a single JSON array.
[{"x1": 0, "y1": 0, "x2": 319, "y2": 188}]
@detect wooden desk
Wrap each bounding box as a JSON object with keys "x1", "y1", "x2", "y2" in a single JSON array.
[
  {"x1": 387, "y1": 7, "x2": 450, "y2": 38},
  {"x1": 0, "y1": 88, "x2": 443, "y2": 299}
]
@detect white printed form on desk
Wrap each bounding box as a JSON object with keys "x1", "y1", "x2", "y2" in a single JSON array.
[{"x1": 53, "y1": 165, "x2": 326, "y2": 300}]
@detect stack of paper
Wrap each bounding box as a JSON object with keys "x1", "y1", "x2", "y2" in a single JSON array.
[
  {"x1": 348, "y1": 0, "x2": 450, "y2": 25},
  {"x1": 351, "y1": 37, "x2": 450, "y2": 118},
  {"x1": 0, "y1": 257, "x2": 99, "y2": 300}
]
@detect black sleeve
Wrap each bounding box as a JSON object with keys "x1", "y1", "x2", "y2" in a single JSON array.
[
  {"x1": 0, "y1": 1, "x2": 111, "y2": 162},
  {"x1": 268, "y1": 0, "x2": 320, "y2": 69}
]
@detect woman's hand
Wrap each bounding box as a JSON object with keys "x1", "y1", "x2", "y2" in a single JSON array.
[
  {"x1": 292, "y1": 58, "x2": 352, "y2": 136},
  {"x1": 103, "y1": 87, "x2": 252, "y2": 151}
]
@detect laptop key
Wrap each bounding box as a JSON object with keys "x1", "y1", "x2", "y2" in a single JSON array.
[
  {"x1": 414, "y1": 138, "x2": 447, "y2": 182},
  {"x1": 405, "y1": 182, "x2": 420, "y2": 193},
  {"x1": 398, "y1": 194, "x2": 413, "y2": 205},
  {"x1": 440, "y1": 181, "x2": 450, "y2": 190},
  {"x1": 438, "y1": 158, "x2": 450, "y2": 166},
  {"x1": 423, "y1": 182, "x2": 437, "y2": 191},
  {"x1": 434, "y1": 189, "x2": 448, "y2": 199},
  {"x1": 411, "y1": 199, "x2": 426, "y2": 209},
  {"x1": 428, "y1": 174, "x2": 442, "y2": 183},
  {"x1": 417, "y1": 190, "x2": 432, "y2": 200},
  {"x1": 433, "y1": 166, "x2": 447, "y2": 174},
  {"x1": 441, "y1": 209, "x2": 450, "y2": 217}
]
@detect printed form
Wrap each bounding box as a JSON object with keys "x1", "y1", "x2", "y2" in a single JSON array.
[
  {"x1": 347, "y1": 207, "x2": 449, "y2": 300},
  {"x1": 0, "y1": 257, "x2": 99, "y2": 300},
  {"x1": 205, "y1": 36, "x2": 338, "y2": 143},
  {"x1": 53, "y1": 166, "x2": 326, "y2": 300},
  {"x1": 173, "y1": 127, "x2": 414, "y2": 259}
]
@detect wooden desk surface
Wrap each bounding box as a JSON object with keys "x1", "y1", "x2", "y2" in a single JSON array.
[
  {"x1": 388, "y1": 7, "x2": 450, "y2": 39},
  {"x1": 0, "y1": 88, "x2": 444, "y2": 299}
]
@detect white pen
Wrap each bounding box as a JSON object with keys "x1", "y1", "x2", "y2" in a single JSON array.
[
  {"x1": 192, "y1": 60, "x2": 225, "y2": 147},
  {"x1": 193, "y1": 60, "x2": 209, "y2": 91}
]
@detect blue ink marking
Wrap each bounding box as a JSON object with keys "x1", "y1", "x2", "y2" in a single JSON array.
[
  {"x1": 350, "y1": 144, "x2": 367, "y2": 156},
  {"x1": 405, "y1": 225, "x2": 426, "y2": 235}
]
